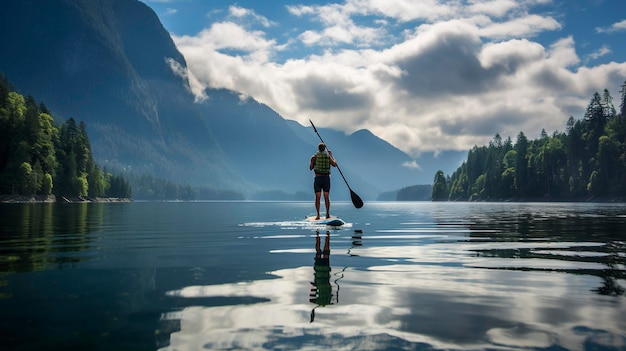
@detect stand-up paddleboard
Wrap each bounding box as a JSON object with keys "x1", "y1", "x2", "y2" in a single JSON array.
[{"x1": 306, "y1": 216, "x2": 345, "y2": 226}]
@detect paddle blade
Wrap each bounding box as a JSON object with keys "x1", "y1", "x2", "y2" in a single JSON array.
[{"x1": 350, "y1": 189, "x2": 364, "y2": 209}]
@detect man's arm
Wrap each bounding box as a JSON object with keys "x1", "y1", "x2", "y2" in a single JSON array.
[
  {"x1": 328, "y1": 150, "x2": 338, "y2": 167},
  {"x1": 310, "y1": 155, "x2": 316, "y2": 170}
]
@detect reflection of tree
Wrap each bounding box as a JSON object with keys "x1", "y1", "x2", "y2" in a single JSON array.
[
  {"x1": 593, "y1": 241, "x2": 625, "y2": 296},
  {"x1": 459, "y1": 208, "x2": 626, "y2": 297},
  {"x1": 0, "y1": 203, "x2": 103, "y2": 273}
]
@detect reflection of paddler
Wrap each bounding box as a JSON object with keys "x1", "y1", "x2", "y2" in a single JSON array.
[{"x1": 310, "y1": 230, "x2": 333, "y2": 310}]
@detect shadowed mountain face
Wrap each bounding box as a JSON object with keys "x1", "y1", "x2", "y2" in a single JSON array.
[
  {"x1": 0, "y1": 0, "x2": 245, "y2": 190},
  {"x1": 0, "y1": 0, "x2": 465, "y2": 199}
]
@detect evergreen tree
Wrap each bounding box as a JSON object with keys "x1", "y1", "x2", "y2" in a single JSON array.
[
  {"x1": 432, "y1": 170, "x2": 448, "y2": 201},
  {"x1": 602, "y1": 89, "x2": 616, "y2": 118},
  {"x1": 448, "y1": 162, "x2": 468, "y2": 200},
  {"x1": 619, "y1": 81, "x2": 626, "y2": 117},
  {"x1": 501, "y1": 149, "x2": 517, "y2": 198},
  {"x1": 0, "y1": 85, "x2": 130, "y2": 199},
  {"x1": 584, "y1": 92, "x2": 607, "y2": 161},
  {"x1": 436, "y1": 84, "x2": 626, "y2": 201},
  {"x1": 514, "y1": 132, "x2": 529, "y2": 197},
  {"x1": 565, "y1": 116, "x2": 586, "y2": 197}
]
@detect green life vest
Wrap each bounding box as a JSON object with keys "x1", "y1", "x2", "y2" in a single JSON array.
[{"x1": 314, "y1": 152, "x2": 331, "y2": 174}]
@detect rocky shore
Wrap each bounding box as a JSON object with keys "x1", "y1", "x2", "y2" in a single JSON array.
[{"x1": 0, "y1": 195, "x2": 131, "y2": 203}]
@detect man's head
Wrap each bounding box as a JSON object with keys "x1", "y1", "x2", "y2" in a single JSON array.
[{"x1": 318, "y1": 143, "x2": 326, "y2": 152}]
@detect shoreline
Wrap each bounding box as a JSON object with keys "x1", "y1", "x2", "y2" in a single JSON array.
[{"x1": 0, "y1": 195, "x2": 132, "y2": 203}]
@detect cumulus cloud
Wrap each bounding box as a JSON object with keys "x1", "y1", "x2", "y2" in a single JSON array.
[
  {"x1": 171, "y1": 0, "x2": 626, "y2": 156},
  {"x1": 477, "y1": 14, "x2": 562, "y2": 39}
]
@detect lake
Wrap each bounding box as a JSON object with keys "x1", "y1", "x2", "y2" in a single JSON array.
[{"x1": 0, "y1": 201, "x2": 625, "y2": 351}]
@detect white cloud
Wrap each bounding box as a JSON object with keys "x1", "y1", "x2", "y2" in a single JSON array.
[
  {"x1": 478, "y1": 14, "x2": 561, "y2": 39},
  {"x1": 166, "y1": 58, "x2": 208, "y2": 102},
  {"x1": 402, "y1": 160, "x2": 421, "y2": 170},
  {"x1": 228, "y1": 5, "x2": 275, "y2": 28},
  {"x1": 467, "y1": 0, "x2": 518, "y2": 17},
  {"x1": 585, "y1": 45, "x2": 612, "y2": 62},
  {"x1": 356, "y1": 0, "x2": 458, "y2": 22},
  {"x1": 596, "y1": 19, "x2": 626, "y2": 33},
  {"x1": 163, "y1": 8, "x2": 177, "y2": 16},
  {"x1": 175, "y1": 22, "x2": 277, "y2": 62},
  {"x1": 286, "y1": 4, "x2": 316, "y2": 17},
  {"x1": 170, "y1": 1, "x2": 626, "y2": 157}
]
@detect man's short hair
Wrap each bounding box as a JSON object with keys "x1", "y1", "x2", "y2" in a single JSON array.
[{"x1": 318, "y1": 143, "x2": 326, "y2": 152}]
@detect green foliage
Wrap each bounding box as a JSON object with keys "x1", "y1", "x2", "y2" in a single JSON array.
[
  {"x1": 106, "y1": 172, "x2": 132, "y2": 198},
  {"x1": 436, "y1": 82, "x2": 626, "y2": 201},
  {"x1": 432, "y1": 170, "x2": 449, "y2": 201},
  {"x1": 18, "y1": 162, "x2": 36, "y2": 195},
  {"x1": 128, "y1": 173, "x2": 241, "y2": 201},
  {"x1": 42, "y1": 173, "x2": 53, "y2": 195},
  {"x1": 0, "y1": 79, "x2": 130, "y2": 198}
]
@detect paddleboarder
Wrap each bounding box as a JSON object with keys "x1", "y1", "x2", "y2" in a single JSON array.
[{"x1": 310, "y1": 143, "x2": 337, "y2": 219}]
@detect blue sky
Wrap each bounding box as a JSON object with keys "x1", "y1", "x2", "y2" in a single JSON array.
[{"x1": 143, "y1": 0, "x2": 626, "y2": 158}]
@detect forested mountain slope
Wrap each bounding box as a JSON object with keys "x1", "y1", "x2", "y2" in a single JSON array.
[
  {"x1": 433, "y1": 86, "x2": 626, "y2": 201},
  {"x1": 0, "y1": 79, "x2": 130, "y2": 199}
]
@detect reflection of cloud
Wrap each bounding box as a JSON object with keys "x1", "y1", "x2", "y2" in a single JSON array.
[
  {"x1": 487, "y1": 326, "x2": 555, "y2": 348},
  {"x1": 159, "y1": 252, "x2": 626, "y2": 350},
  {"x1": 160, "y1": 267, "x2": 439, "y2": 351}
]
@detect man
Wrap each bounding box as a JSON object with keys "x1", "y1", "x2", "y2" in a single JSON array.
[{"x1": 309, "y1": 143, "x2": 337, "y2": 219}]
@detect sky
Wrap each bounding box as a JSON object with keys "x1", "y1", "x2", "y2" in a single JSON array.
[{"x1": 143, "y1": 0, "x2": 626, "y2": 157}]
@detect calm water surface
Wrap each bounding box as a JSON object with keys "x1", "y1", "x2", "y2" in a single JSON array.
[{"x1": 0, "y1": 201, "x2": 625, "y2": 351}]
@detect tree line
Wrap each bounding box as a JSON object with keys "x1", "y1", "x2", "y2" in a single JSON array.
[
  {"x1": 128, "y1": 173, "x2": 243, "y2": 201},
  {"x1": 0, "y1": 76, "x2": 131, "y2": 198},
  {"x1": 433, "y1": 82, "x2": 626, "y2": 201}
]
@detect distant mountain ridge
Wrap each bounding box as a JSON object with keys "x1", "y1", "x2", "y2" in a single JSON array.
[{"x1": 0, "y1": 0, "x2": 466, "y2": 200}]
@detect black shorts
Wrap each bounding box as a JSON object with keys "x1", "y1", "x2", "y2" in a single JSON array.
[{"x1": 314, "y1": 176, "x2": 331, "y2": 193}]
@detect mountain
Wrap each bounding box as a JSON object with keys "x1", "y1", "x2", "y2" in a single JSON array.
[
  {"x1": 0, "y1": 0, "x2": 247, "y2": 191},
  {"x1": 0, "y1": 0, "x2": 465, "y2": 200}
]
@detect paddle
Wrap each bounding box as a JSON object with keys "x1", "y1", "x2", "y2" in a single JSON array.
[{"x1": 309, "y1": 119, "x2": 364, "y2": 209}]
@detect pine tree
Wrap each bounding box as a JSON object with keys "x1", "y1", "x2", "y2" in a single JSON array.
[
  {"x1": 619, "y1": 81, "x2": 626, "y2": 117},
  {"x1": 514, "y1": 132, "x2": 529, "y2": 197},
  {"x1": 432, "y1": 170, "x2": 448, "y2": 201}
]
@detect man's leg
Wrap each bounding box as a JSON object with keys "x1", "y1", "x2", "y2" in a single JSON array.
[
  {"x1": 323, "y1": 192, "x2": 331, "y2": 218},
  {"x1": 315, "y1": 192, "x2": 322, "y2": 219}
]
